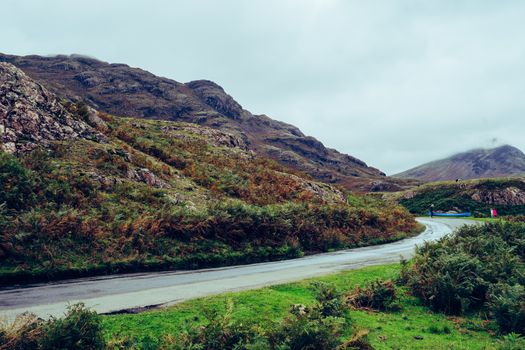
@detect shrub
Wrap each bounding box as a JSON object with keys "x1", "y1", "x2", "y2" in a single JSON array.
[
  {"x1": 156, "y1": 300, "x2": 264, "y2": 349},
  {"x1": 269, "y1": 304, "x2": 344, "y2": 350},
  {"x1": 498, "y1": 333, "x2": 525, "y2": 350},
  {"x1": 40, "y1": 303, "x2": 105, "y2": 350},
  {"x1": 312, "y1": 282, "x2": 345, "y2": 317},
  {"x1": 488, "y1": 284, "x2": 525, "y2": 335},
  {"x1": 0, "y1": 313, "x2": 43, "y2": 350},
  {"x1": 0, "y1": 303, "x2": 104, "y2": 350},
  {"x1": 155, "y1": 287, "x2": 348, "y2": 350},
  {"x1": 346, "y1": 279, "x2": 399, "y2": 311},
  {"x1": 402, "y1": 223, "x2": 525, "y2": 314},
  {"x1": 0, "y1": 152, "x2": 36, "y2": 210},
  {"x1": 427, "y1": 324, "x2": 452, "y2": 334}
]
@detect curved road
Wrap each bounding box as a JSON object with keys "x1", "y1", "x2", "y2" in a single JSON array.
[{"x1": 0, "y1": 218, "x2": 473, "y2": 321}]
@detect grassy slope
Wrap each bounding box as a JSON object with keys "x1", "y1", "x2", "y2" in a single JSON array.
[
  {"x1": 102, "y1": 264, "x2": 501, "y2": 350},
  {"x1": 0, "y1": 109, "x2": 418, "y2": 284}
]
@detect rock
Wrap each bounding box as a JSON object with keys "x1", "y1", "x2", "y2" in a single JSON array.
[
  {"x1": 85, "y1": 107, "x2": 109, "y2": 132},
  {"x1": 185, "y1": 80, "x2": 250, "y2": 120},
  {"x1": 471, "y1": 186, "x2": 525, "y2": 205},
  {"x1": 161, "y1": 124, "x2": 248, "y2": 150},
  {"x1": 126, "y1": 168, "x2": 170, "y2": 188},
  {"x1": 369, "y1": 181, "x2": 403, "y2": 192},
  {"x1": 0, "y1": 62, "x2": 104, "y2": 153}
]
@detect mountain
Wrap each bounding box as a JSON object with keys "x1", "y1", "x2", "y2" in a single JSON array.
[
  {"x1": 0, "y1": 53, "x2": 413, "y2": 192},
  {"x1": 394, "y1": 145, "x2": 525, "y2": 182},
  {"x1": 0, "y1": 62, "x2": 418, "y2": 284}
]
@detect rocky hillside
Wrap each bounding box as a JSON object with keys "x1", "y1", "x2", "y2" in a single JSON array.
[
  {"x1": 0, "y1": 62, "x2": 418, "y2": 284},
  {"x1": 391, "y1": 177, "x2": 525, "y2": 217},
  {"x1": 394, "y1": 145, "x2": 525, "y2": 182},
  {"x1": 0, "y1": 53, "x2": 413, "y2": 191},
  {"x1": 0, "y1": 62, "x2": 103, "y2": 153}
]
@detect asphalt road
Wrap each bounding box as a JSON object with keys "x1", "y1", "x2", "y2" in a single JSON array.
[{"x1": 0, "y1": 217, "x2": 474, "y2": 321}]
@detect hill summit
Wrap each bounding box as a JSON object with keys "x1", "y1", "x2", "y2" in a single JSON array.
[
  {"x1": 0, "y1": 53, "x2": 415, "y2": 191},
  {"x1": 394, "y1": 145, "x2": 525, "y2": 182}
]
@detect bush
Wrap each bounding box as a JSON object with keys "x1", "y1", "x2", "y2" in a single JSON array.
[
  {"x1": 312, "y1": 282, "x2": 345, "y2": 317},
  {"x1": 488, "y1": 284, "x2": 525, "y2": 335},
  {"x1": 402, "y1": 222, "x2": 525, "y2": 315},
  {"x1": 346, "y1": 279, "x2": 399, "y2": 311},
  {"x1": 154, "y1": 285, "x2": 349, "y2": 350},
  {"x1": 0, "y1": 152, "x2": 36, "y2": 210},
  {"x1": 269, "y1": 304, "x2": 344, "y2": 350},
  {"x1": 498, "y1": 333, "x2": 525, "y2": 350},
  {"x1": 0, "y1": 303, "x2": 104, "y2": 350}
]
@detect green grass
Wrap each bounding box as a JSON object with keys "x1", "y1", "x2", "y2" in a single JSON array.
[{"x1": 102, "y1": 264, "x2": 503, "y2": 349}]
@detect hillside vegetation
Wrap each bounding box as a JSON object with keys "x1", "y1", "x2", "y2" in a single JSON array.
[
  {"x1": 402, "y1": 221, "x2": 525, "y2": 335},
  {"x1": 389, "y1": 178, "x2": 525, "y2": 217},
  {"x1": 0, "y1": 105, "x2": 417, "y2": 284}
]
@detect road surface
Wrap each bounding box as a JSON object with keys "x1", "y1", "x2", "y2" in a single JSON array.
[{"x1": 0, "y1": 218, "x2": 473, "y2": 321}]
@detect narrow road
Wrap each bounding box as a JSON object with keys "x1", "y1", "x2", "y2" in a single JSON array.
[{"x1": 0, "y1": 218, "x2": 473, "y2": 321}]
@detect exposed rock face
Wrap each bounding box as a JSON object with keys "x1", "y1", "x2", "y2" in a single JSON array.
[
  {"x1": 0, "y1": 53, "x2": 405, "y2": 191},
  {"x1": 292, "y1": 175, "x2": 347, "y2": 203},
  {"x1": 471, "y1": 186, "x2": 525, "y2": 206},
  {"x1": 161, "y1": 124, "x2": 249, "y2": 150},
  {"x1": 126, "y1": 168, "x2": 170, "y2": 188},
  {"x1": 0, "y1": 62, "x2": 102, "y2": 153},
  {"x1": 185, "y1": 80, "x2": 250, "y2": 120},
  {"x1": 394, "y1": 145, "x2": 525, "y2": 182}
]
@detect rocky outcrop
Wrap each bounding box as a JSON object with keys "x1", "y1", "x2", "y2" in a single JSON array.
[
  {"x1": 185, "y1": 80, "x2": 250, "y2": 121},
  {"x1": 126, "y1": 168, "x2": 170, "y2": 188},
  {"x1": 471, "y1": 186, "x2": 525, "y2": 206},
  {"x1": 0, "y1": 62, "x2": 103, "y2": 153},
  {"x1": 161, "y1": 124, "x2": 248, "y2": 150},
  {"x1": 0, "y1": 53, "x2": 403, "y2": 192}
]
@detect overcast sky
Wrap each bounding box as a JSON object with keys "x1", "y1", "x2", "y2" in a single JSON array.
[{"x1": 2, "y1": 0, "x2": 525, "y2": 174}]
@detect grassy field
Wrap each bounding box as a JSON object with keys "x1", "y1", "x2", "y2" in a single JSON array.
[{"x1": 102, "y1": 264, "x2": 506, "y2": 349}]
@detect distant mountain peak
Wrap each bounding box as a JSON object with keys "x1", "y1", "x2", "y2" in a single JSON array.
[{"x1": 394, "y1": 145, "x2": 525, "y2": 182}]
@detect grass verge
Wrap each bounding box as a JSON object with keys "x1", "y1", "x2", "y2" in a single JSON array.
[{"x1": 102, "y1": 264, "x2": 504, "y2": 349}]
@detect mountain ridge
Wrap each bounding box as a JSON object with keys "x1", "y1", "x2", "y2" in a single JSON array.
[
  {"x1": 0, "y1": 61, "x2": 418, "y2": 284},
  {"x1": 394, "y1": 145, "x2": 525, "y2": 182},
  {"x1": 0, "y1": 53, "x2": 415, "y2": 191}
]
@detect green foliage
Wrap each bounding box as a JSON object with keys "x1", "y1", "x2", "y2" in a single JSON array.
[
  {"x1": 403, "y1": 221, "x2": 525, "y2": 334},
  {"x1": 269, "y1": 304, "x2": 344, "y2": 350},
  {"x1": 488, "y1": 284, "x2": 525, "y2": 335},
  {"x1": 0, "y1": 303, "x2": 104, "y2": 350},
  {"x1": 0, "y1": 152, "x2": 36, "y2": 210},
  {"x1": 347, "y1": 279, "x2": 400, "y2": 311},
  {"x1": 105, "y1": 282, "x2": 352, "y2": 349},
  {"x1": 0, "y1": 114, "x2": 418, "y2": 284},
  {"x1": 311, "y1": 282, "x2": 345, "y2": 317},
  {"x1": 427, "y1": 324, "x2": 452, "y2": 335},
  {"x1": 399, "y1": 181, "x2": 525, "y2": 217},
  {"x1": 498, "y1": 333, "x2": 525, "y2": 350},
  {"x1": 103, "y1": 264, "x2": 507, "y2": 349}
]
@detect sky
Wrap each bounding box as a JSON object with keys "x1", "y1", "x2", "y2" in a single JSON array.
[{"x1": 2, "y1": 0, "x2": 525, "y2": 174}]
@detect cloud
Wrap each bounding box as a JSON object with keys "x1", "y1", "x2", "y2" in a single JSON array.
[{"x1": 2, "y1": 0, "x2": 525, "y2": 174}]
